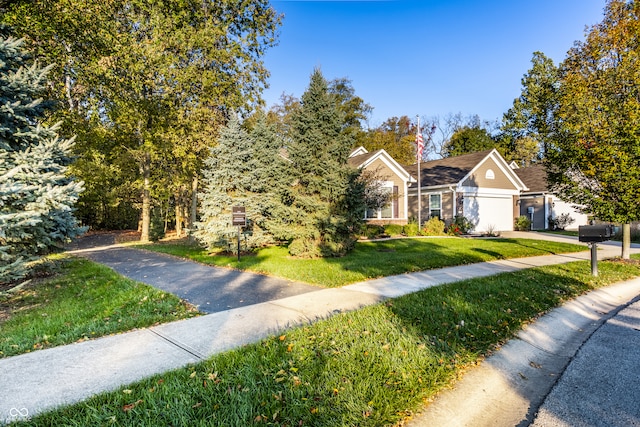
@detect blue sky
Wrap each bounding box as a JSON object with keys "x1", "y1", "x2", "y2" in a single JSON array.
[{"x1": 262, "y1": 0, "x2": 606, "y2": 128}]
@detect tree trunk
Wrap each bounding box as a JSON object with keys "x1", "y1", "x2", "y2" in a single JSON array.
[
  {"x1": 189, "y1": 175, "x2": 198, "y2": 242},
  {"x1": 175, "y1": 198, "x2": 183, "y2": 237},
  {"x1": 622, "y1": 223, "x2": 631, "y2": 260},
  {"x1": 140, "y1": 152, "x2": 151, "y2": 242}
]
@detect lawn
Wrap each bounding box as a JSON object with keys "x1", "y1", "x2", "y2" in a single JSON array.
[
  {"x1": 15, "y1": 256, "x2": 640, "y2": 427},
  {"x1": 0, "y1": 256, "x2": 200, "y2": 358},
  {"x1": 138, "y1": 237, "x2": 587, "y2": 287}
]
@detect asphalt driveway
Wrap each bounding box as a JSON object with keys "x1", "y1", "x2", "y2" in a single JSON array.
[{"x1": 68, "y1": 235, "x2": 321, "y2": 314}]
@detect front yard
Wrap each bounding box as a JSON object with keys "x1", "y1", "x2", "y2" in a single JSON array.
[
  {"x1": 9, "y1": 254, "x2": 640, "y2": 426},
  {"x1": 137, "y1": 236, "x2": 586, "y2": 287}
]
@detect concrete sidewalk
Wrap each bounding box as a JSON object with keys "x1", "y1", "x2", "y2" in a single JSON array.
[{"x1": 1, "y1": 235, "x2": 638, "y2": 424}]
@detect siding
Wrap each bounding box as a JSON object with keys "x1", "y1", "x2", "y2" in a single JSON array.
[
  {"x1": 367, "y1": 158, "x2": 407, "y2": 219},
  {"x1": 462, "y1": 157, "x2": 517, "y2": 190}
]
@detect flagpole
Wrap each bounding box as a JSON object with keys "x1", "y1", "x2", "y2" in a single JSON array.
[{"x1": 416, "y1": 115, "x2": 422, "y2": 229}]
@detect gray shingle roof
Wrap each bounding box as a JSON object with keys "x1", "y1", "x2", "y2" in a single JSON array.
[
  {"x1": 405, "y1": 149, "x2": 494, "y2": 188},
  {"x1": 514, "y1": 164, "x2": 548, "y2": 193}
]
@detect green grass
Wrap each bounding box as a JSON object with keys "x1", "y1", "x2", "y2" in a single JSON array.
[
  {"x1": 0, "y1": 256, "x2": 199, "y2": 358},
  {"x1": 138, "y1": 237, "x2": 587, "y2": 287},
  {"x1": 16, "y1": 255, "x2": 640, "y2": 427}
]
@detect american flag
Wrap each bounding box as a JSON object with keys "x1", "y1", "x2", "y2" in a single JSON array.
[{"x1": 415, "y1": 133, "x2": 424, "y2": 161}]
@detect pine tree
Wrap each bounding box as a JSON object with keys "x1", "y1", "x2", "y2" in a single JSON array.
[
  {"x1": 196, "y1": 114, "x2": 283, "y2": 253},
  {"x1": 286, "y1": 69, "x2": 360, "y2": 257},
  {"x1": 0, "y1": 33, "x2": 84, "y2": 283}
]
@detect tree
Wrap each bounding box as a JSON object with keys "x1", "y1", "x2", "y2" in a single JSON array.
[
  {"x1": 442, "y1": 125, "x2": 496, "y2": 157},
  {"x1": 546, "y1": 0, "x2": 640, "y2": 259},
  {"x1": 500, "y1": 52, "x2": 560, "y2": 164},
  {"x1": 286, "y1": 69, "x2": 362, "y2": 257},
  {"x1": 3, "y1": 0, "x2": 282, "y2": 238},
  {"x1": 196, "y1": 115, "x2": 283, "y2": 253},
  {"x1": 0, "y1": 33, "x2": 84, "y2": 283},
  {"x1": 360, "y1": 116, "x2": 417, "y2": 165}
]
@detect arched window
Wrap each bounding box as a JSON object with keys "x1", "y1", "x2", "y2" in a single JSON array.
[{"x1": 485, "y1": 169, "x2": 495, "y2": 180}]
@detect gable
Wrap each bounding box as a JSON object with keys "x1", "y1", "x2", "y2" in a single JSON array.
[
  {"x1": 350, "y1": 149, "x2": 414, "y2": 183},
  {"x1": 462, "y1": 157, "x2": 518, "y2": 190}
]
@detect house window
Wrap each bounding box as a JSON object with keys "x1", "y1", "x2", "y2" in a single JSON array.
[
  {"x1": 365, "y1": 183, "x2": 396, "y2": 219},
  {"x1": 429, "y1": 194, "x2": 441, "y2": 219},
  {"x1": 485, "y1": 169, "x2": 495, "y2": 180}
]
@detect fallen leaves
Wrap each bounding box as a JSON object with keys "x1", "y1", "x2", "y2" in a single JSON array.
[{"x1": 122, "y1": 399, "x2": 143, "y2": 412}]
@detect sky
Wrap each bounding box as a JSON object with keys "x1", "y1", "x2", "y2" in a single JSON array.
[{"x1": 262, "y1": 0, "x2": 607, "y2": 128}]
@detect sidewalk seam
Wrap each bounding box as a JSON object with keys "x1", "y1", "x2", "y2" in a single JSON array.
[{"x1": 147, "y1": 328, "x2": 207, "y2": 361}]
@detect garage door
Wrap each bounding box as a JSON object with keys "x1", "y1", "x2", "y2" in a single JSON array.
[{"x1": 464, "y1": 195, "x2": 514, "y2": 233}]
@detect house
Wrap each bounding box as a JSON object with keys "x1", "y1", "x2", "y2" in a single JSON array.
[
  {"x1": 513, "y1": 163, "x2": 589, "y2": 230},
  {"x1": 348, "y1": 147, "x2": 415, "y2": 225},
  {"x1": 403, "y1": 149, "x2": 528, "y2": 233}
]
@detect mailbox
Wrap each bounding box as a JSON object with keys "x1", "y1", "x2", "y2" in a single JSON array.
[{"x1": 578, "y1": 224, "x2": 614, "y2": 243}]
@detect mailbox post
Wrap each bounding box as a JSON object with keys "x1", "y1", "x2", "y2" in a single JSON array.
[
  {"x1": 578, "y1": 224, "x2": 614, "y2": 276},
  {"x1": 232, "y1": 207, "x2": 246, "y2": 261}
]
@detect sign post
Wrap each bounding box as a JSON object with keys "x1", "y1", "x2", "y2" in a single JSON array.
[{"x1": 232, "y1": 206, "x2": 246, "y2": 262}]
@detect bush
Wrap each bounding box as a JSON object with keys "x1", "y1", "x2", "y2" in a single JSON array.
[
  {"x1": 515, "y1": 215, "x2": 531, "y2": 231},
  {"x1": 384, "y1": 224, "x2": 404, "y2": 236},
  {"x1": 403, "y1": 220, "x2": 420, "y2": 237},
  {"x1": 360, "y1": 224, "x2": 385, "y2": 240},
  {"x1": 422, "y1": 217, "x2": 446, "y2": 236},
  {"x1": 548, "y1": 213, "x2": 575, "y2": 230},
  {"x1": 149, "y1": 210, "x2": 166, "y2": 242},
  {"x1": 447, "y1": 215, "x2": 474, "y2": 235}
]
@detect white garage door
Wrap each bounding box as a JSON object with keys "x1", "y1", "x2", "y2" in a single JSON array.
[{"x1": 464, "y1": 195, "x2": 514, "y2": 233}]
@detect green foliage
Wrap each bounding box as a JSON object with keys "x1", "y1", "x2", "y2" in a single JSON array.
[
  {"x1": 443, "y1": 125, "x2": 496, "y2": 157},
  {"x1": 403, "y1": 220, "x2": 420, "y2": 237},
  {"x1": 358, "y1": 116, "x2": 418, "y2": 165},
  {"x1": 3, "y1": 0, "x2": 283, "y2": 236},
  {"x1": 546, "y1": 0, "x2": 640, "y2": 230},
  {"x1": 148, "y1": 209, "x2": 165, "y2": 242},
  {"x1": 447, "y1": 216, "x2": 474, "y2": 235},
  {"x1": 499, "y1": 51, "x2": 560, "y2": 164},
  {"x1": 514, "y1": 215, "x2": 532, "y2": 231},
  {"x1": 285, "y1": 69, "x2": 362, "y2": 257},
  {"x1": 0, "y1": 35, "x2": 85, "y2": 284},
  {"x1": 422, "y1": 217, "x2": 446, "y2": 236},
  {"x1": 384, "y1": 224, "x2": 404, "y2": 236},
  {"x1": 196, "y1": 115, "x2": 282, "y2": 253}
]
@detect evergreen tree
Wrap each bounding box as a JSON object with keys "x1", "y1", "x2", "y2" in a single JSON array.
[
  {"x1": 0, "y1": 34, "x2": 84, "y2": 283},
  {"x1": 286, "y1": 69, "x2": 361, "y2": 257},
  {"x1": 196, "y1": 115, "x2": 282, "y2": 253}
]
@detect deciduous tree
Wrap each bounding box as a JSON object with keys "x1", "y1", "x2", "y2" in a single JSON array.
[{"x1": 546, "y1": 0, "x2": 640, "y2": 258}]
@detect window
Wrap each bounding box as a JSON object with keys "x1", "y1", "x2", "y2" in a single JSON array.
[
  {"x1": 485, "y1": 169, "x2": 495, "y2": 180},
  {"x1": 429, "y1": 194, "x2": 441, "y2": 219},
  {"x1": 380, "y1": 187, "x2": 393, "y2": 218},
  {"x1": 364, "y1": 184, "x2": 398, "y2": 219}
]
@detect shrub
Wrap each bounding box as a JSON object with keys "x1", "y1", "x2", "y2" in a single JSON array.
[
  {"x1": 403, "y1": 220, "x2": 420, "y2": 237},
  {"x1": 149, "y1": 210, "x2": 166, "y2": 242},
  {"x1": 549, "y1": 213, "x2": 575, "y2": 230},
  {"x1": 515, "y1": 215, "x2": 532, "y2": 231},
  {"x1": 448, "y1": 215, "x2": 474, "y2": 235},
  {"x1": 384, "y1": 224, "x2": 404, "y2": 236},
  {"x1": 422, "y1": 217, "x2": 446, "y2": 236},
  {"x1": 360, "y1": 224, "x2": 385, "y2": 240}
]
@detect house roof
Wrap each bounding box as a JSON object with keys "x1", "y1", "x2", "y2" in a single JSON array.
[
  {"x1": 405, "y1": 149, "x2": 527, "y2": 191},
  {"x1": 514, "y1": 163, "x2": 548, "y2": 193},
  {"x1": 348, "y1": 148, "x2": 414, "y2": 182},
  {"x1": 405, "y1": 149, "x2": 495, "y2": 188}
]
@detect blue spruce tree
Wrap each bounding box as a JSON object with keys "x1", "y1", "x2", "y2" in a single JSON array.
[{"x1": 0, "y1": 32, "x2": 84, "y2": 283}]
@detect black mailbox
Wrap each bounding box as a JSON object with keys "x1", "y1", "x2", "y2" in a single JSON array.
[{"x1": 578, "y1": 224, "x2": 614, "y2": 243}]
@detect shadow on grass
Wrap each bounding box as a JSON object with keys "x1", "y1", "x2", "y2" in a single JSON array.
[{"x1": 20, "y1": 259, "x2": 640, "y2": 427}]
